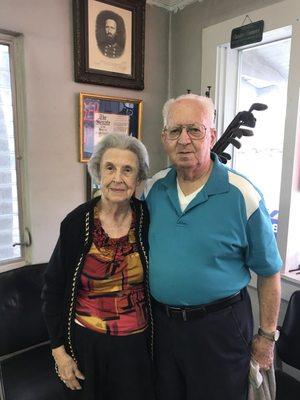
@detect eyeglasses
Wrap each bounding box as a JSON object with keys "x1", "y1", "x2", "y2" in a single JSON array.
[{"x1": 163, "y1": 124, "x2": 207, "y2": 140}]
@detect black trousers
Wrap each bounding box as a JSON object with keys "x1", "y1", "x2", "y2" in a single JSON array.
[
  {"x1": 64, "y1": 324, "x2": 155, "y2": 400},
  {"x1": 153, "y1": 289, "x2": 253, "y2": 400}
]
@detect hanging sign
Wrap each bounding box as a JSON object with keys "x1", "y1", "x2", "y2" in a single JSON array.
[{"x1": 230, "y1": 20, "x2": 264, "y2": 49}]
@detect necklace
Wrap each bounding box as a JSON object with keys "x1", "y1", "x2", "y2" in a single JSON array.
[{"x1": 97, "y1": 206, "x2": 132, "y2": 239}]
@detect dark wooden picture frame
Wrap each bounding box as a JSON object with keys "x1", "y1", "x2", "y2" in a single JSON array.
[
  {"x1": 79, "y1": 92, "x2": 143, "y2": 162},
  {"x1": 73, "y1": 0, "x2": 145, "y2": 90}
]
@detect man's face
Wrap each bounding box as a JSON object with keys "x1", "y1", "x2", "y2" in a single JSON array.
[
  {"x1": 162, "y1": 99, "x2": 216, "y2": 171},
  {"x1": 105, "y1": 19, "x2": 117, "y2": 40}
]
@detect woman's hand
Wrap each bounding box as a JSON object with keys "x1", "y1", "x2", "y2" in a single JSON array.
[{"x1": 52, "y1": 345, "x2": 85, "y2": 390}]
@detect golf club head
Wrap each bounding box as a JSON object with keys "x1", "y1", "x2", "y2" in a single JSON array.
[{"x1": 248, "y1": 103, "x2": 268, "y2": 113}]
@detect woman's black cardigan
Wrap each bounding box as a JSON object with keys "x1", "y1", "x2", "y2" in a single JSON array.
[{"x1": 41, "y1": 196, "x2": 152, "y2": 362}]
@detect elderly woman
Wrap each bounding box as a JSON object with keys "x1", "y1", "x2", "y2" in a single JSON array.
[{"x1": 42, "y1": 133, "x2": 154, "y2": 400}]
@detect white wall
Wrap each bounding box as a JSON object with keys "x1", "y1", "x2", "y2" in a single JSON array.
[{"x1": 0, "y1": 0, "x2": 169, "y2": 263}]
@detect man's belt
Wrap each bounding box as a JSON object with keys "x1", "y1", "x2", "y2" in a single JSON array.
[{"x1": 152, "y1": 290, "x2": 243, "y2": 321}]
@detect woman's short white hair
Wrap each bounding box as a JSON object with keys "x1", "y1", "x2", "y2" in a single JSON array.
[
  {"x1": 87, "y1": 133, "x2": 149, "y2": 184},
  {"x1": 162, "y1": 94, "x2": 215, "y2": 127}
]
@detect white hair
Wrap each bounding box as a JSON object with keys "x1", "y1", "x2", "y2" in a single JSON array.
[
  {"x1": 162, "y1": 93, "x2": 215, "y2": 127},
  {"x1": 88, "y1": 133, "x2": 149, "y2": 184}
]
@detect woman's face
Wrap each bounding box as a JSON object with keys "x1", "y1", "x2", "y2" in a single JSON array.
[{"x1": 99, "y1": 148, "x2": 140, "y2": 204}]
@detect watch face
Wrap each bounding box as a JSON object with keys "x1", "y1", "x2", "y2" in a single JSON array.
[
  {"x1": 258, "y1": 328, "x2": 280, "y2": 341},
  {"x1": 274, "y1": 330, "x2": 280, "y2": 341}
]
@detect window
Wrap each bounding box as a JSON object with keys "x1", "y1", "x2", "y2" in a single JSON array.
[
  {"x1": 212, "y1": 28, "x2": 299, "y2": 281},
  {"x1": 0, "y1": 31, "x2": 29, "y2": 271},
  {"x1": 234, "y1": 37, "x2": 291, "y2": 237},
  {"x1": 201, "y1": 0, "x2": 300, "y2": 286}
]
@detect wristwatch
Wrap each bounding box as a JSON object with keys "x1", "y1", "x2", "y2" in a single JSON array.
[{"x1": 258, "y1": 327, "x2": 280, "y2": 342}]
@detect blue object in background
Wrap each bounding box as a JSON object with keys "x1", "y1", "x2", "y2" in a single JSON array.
[{"x1": 270, "y1": 210, "x2": 279, "y2": 236}]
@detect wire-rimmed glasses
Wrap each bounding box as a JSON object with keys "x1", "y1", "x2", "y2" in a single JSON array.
[{"x1": 163, "y1": 124, "x2": 207, "y2": 140}]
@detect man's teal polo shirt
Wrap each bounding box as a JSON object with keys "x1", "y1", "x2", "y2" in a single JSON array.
[{"x1": 144, "y1": 153, "x2": 282, "y2": 306}]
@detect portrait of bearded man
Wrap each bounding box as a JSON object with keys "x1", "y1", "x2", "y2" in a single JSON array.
[{"x1": 96, "y1": 10, "x2": 125, "y2": 59}]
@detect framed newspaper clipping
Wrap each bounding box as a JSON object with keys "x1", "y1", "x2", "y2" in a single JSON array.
[{"x1": 79, "y1": 92, "x2": 142, "y2": 162}]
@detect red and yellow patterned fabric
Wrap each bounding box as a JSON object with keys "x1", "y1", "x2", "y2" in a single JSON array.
[{"x1": 75, "y1": 207, "x2": 147, "y2": 336}]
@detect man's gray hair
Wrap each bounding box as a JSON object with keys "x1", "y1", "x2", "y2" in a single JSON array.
[
  {"x1": 88, "y1": 133, "x2": 149, "y2": 184},
  {"x1": 162, "y1": 94, "x2": 215, "y2": 127}
]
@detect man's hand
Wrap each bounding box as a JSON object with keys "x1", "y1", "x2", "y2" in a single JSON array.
[
  {"x1": 251, "y1": 334, "x2": 275, "y2": 370},
  {"x1": 52, "y1": 345, "x2": 85, "y2": 390}
]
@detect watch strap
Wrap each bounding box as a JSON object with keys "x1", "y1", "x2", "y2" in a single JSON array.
[{"x1": 258, "y1": 327, "x2": 278, "y2": 342}]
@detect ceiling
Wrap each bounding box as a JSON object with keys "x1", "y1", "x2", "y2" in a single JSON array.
[{"x1": 147, "y1": 0, "x2": 204, "y2": 12}]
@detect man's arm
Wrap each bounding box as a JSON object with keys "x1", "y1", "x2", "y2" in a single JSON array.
[
  {"x1": 251, "y1": 272, "x2": 281, "y2": 369},
  {"x1": 257, "y1": 272, "x2": 281, "y2": 331}
]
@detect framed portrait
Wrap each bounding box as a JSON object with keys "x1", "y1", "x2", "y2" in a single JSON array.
[
  {"x1": 73, "y1": 0, "x2": 146, "y2": 90},
  {"x1": 79, "y1": 92, "x2": 143, "y2": 162}
]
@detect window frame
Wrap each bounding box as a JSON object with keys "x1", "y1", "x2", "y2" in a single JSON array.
[{"x1": 0, "y1": 30, "x2": 30, "y2": 272}]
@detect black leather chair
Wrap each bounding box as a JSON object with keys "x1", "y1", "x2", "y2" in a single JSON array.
[
  {"x1": 0, "y1": 264, "x2": 65, "y2": 400},
  {"x1": 275, "y1": 290, "x2": 300, "y2": 400}
]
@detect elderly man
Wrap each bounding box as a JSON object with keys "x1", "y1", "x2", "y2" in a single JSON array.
[
  {"x1": 96, "y1": 11, "x2": 124, "y2": 59},
  {"x1": 143, "y1": 94, "x2": 282, "y2": 400},
  {"x1": 102, "y1": 18, "x2": 122, "y2": 58}
]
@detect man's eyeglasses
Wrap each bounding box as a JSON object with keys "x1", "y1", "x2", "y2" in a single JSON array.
[{"x1": 163, "y1": 124, "x2": 207, "y2": 140}]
